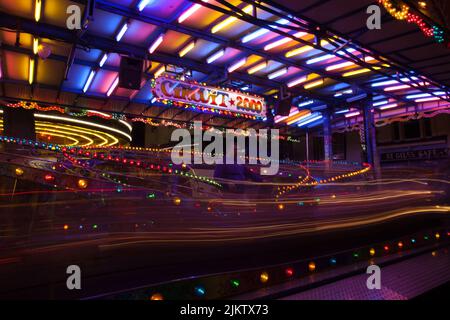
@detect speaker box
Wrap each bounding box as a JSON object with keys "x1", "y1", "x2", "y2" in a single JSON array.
[
  {"x1": 119, "y1": 57, "x2": 143, "y2": 90},
  {"x1": 275, "y1": 97, "x2": 292, "y2": 116},
  {"x1": 3, "y1": 107, "x2": 35, "y2": 140},
  {"x1": 131, "y1": 121, "x2": 146, "y2": 148}
]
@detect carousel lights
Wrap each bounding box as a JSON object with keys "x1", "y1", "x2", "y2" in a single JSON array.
[
  {"x1": 260, "y1": 272, "x2": 269, "y2": 283},
  {"x1": 15, "y1": 168, "x2": 24, "y2": 176},
  {"x1": 34, "y1": 114, "x2": 132, "y2": 141},
  {"x1": 150, "y1": 293, "x2": 164, "y2": 300},
  {"x1": 230, "y1": 279, "x2": 240, "y2": 288},
  {"x1": 194, "y1": 286, "x2": 206, "y2": 297},
  {"x1": 44, "y1": 173, "x2": 55, "y2": 182},
  {"x1": 77, "y1": 179, "x2": 88, "y2": 189}
]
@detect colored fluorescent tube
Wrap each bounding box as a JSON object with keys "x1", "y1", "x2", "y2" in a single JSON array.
[
  {"x1": 99, "y1": 53, "x2": 108, "y2": 67},
  {"x1": 264, "y1": 31, "x2": 307, "y2": 51},
  {"x1": 287, "y1": 76, "x2": 307, "y2": 88},
  {"x1": 116, "y1": 23, "x2": 128, "y2": 42},
  {"x1": 178, "y1": 0, "x2": 209, "y2": 23},
  {"x1": 107, "y1": 77, "x2": 119, "y2": 97},
  {"x1": 379, "y1": 103, "x2": 398, "y2": 110},
  {"x1": 83, "y1": 70, "x2": 95, "y2": 93},
  {"x1": 211, "y1": 5, "x2": 253, "y2": 34},
  {"x1": 154, "y1": 65, "x2": 165, "y2": 78},
  {"x1": 137, "y1": 0, "x2": 152, "y2": 12},
  {"x1": 268, "y1": 67, "x2": 288, "y2": 79},
  {"x1": 344, "y1": 111, "x2": 360, "y2": 118},
  {"x1": 28, "y1": 58, "x2": 35, "y2": 84},
  {"x1": 248, "y1": 61, "x2": 267, "y2": 74},
  {"x1": 304, "y1": 79, "x2": 324, "y2": 89},
  {"x1": 242, "y1": 18, "x2": 289, "y2": 43},
  {"x1": 372, "y1": 100, "x2": 388, "y2": 107},
  {"x1": 228, "y1": 57, "x2": 247, "y2": 73},
  {"x1": 35, "y1": 0, "x2": 42, "y2": 22},
  {"x1": 206, "y1": 49, "x2": 225, "y2": 64},
  {"x1": 179, "y1": 41, "x2": 196, "y2": 57},
  {"x1": 297, "y1": 114, "x2": 323, "y2": 127},
  {"x1": 33, "y1": 38, "x2": 39, "y2": 55},
  {"x1": 149, "y1": 34, "x2": 164, "y2": 54}
]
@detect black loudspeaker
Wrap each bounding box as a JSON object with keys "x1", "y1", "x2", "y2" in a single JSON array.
[
  {"x1": 131, "y1": 121, "x2": 146, "y2": 148},
  {"x1": 119, "y1": 57, "x2": 143, "y2": 90},
  {"x1": 275, "y1": 97, "x2": 292, "y2": 116},
  {"x1": 3, "y1": 107, "x2": 35, "y2": 140}
]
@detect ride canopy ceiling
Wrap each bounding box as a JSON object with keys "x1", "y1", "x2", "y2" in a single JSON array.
[{"x1": 0, "y1": 0, "x2": 449, "y2": 135}]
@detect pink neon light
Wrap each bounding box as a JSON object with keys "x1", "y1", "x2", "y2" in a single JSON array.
[{"x1": 264, "y1": 32, "x2": 307, "y2": 51}]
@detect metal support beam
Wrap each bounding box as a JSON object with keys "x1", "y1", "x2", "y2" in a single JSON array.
[
  {"x1": 322, "y1": 110, "x2": 332, "y2": 170},
  {"x1": 362, "y1": 96, "x2": 381, "y2": 177}
]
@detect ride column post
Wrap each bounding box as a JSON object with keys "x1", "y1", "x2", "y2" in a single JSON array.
[{"x1": 362, "y1": 96, "x2": 381, "y2": 179}]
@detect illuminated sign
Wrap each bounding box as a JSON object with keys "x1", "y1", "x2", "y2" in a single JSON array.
[{"x1": 153, "y1": 77, "x2": 266, "y2": 118}]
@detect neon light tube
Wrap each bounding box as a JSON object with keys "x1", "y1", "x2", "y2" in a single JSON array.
[
  {"x1": 35, "y1": 0, "x2": 42, "y2": 22},
  {"x1": 379, "y1": 103, "x2": 398, "y2": 110},
  {"x1": 138, "y1": 0, "x2": 152, "y2": 12},
  {"x1": 211, "y1": 5, "x2": 253, "y2": 34},
  {"x1": 34, "y1": 114, "x2": 132, "y2": 141},
  {"x1": 228, "y1": 57, "x2": 247, "y2": 73},
  {"x1": 179, "y1": 41, "x2": 196, "y2": 57},
  {"x1": 149, "y1": 34, "x2": 164, "y2": 54},
  {"x1": 206, "y1": 49, "x2": 225, "y2": 64},
  {"x1": 304, "y1": 79, "x2": 323, "y2": 89},
  {"x1": 268, "y1": 67, "x2": 287, "y2": 79},
  {"x1": 107, "y1": 77, "x2": 119, "y2": 97},
  {"x1": 264, "y1": 31, "x2": 307, "y2": 51},
  {"x1": 297, "y1": 114, "x2": 323, "y2": 127},
  {"x1": 242, "y1": 18, "x2": 289, "y2": 43},
  {"x1": 28, "y1": 58, "x2": 35, "y2": 84},
  {"x1": 154, "y1": 65, "x2": 165, "y2": 78},
  {"x1": 178, "y1": 0, "x2": 209, "y2": 23},
  {"x1": 287, "y1": 76, "x2": 307, "y2": 88},
  {"x1": 248, "y1": 61, "x2": 267, "y2": 74},
  {"x1": 99, "y1": 53, "x2": 108, "y2": 67},
  {"x1": 116, "y1": 23, "x2": 128, "y2": 42},
  {"x1": 83, "y1": 70, "x2": 95, "y2": 93}
]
